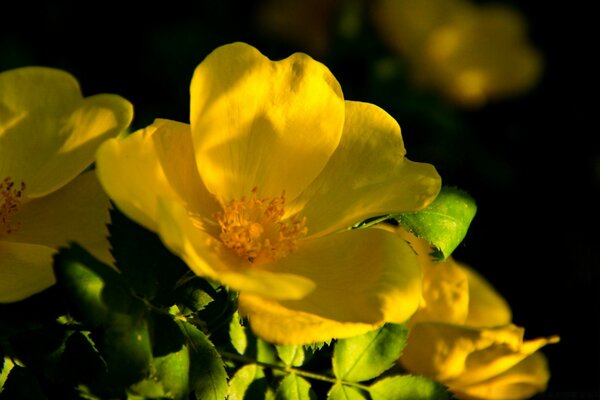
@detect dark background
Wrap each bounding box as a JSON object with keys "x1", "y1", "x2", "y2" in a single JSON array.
[{"x1": 2, "y1": 1, "x2": 597, "y2": 398}]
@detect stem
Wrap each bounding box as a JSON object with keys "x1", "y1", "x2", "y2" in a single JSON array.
[{"x1": 219, "y1": 350, "x2": 370, "y2": 390}]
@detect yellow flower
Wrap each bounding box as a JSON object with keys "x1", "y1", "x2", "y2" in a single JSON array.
[
  {"x1": 0, "y1": 67, "x2": 133, "y2": 302},
  {"x1": 372, "y1": 0, "x2": 543, "y2": 107},
  {"x1": 397, "y1": 229, "x2": 559, "y2": 400},
  {"x1": 96, "y1": 42, "x2": 441, "y2": 344}
]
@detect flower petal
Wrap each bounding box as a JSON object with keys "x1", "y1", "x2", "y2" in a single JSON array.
[
  {"x1": 461, "y1": 264, "x2": 512, "y2": 327},
  {"x1": 238, "y1": 294, "x2": 382, "y2": 344},
  {"x1": 260, "y1": 228, "x2": 421, "y2": 325},
  {"x1": 454, "y1": 352, "x2": 550, "y2": 400},
  {"x1": 289, "y1": 101, "x2": 440, "y2": 237},
  {"x1": 96, "y1": 119, "x2": 219, "y2": 234},
  {"x1": 401, "y1": 322, "x2": 558, "y2": 387},
  {"x1": 0, "y1": 67, "x2": 133, "y2": 197},
  {"x1": 411, "y1": 257, "x2": 470, "y2": 326},
  {"x1": 190, "y1": 42, "x2": 345, "y2": 202},
  {"x1": 156, "y1": 198, "x2": 315, "y2": 300},
  {"x1": 0, "y1": 241, "x2": 56, "y2": 303},
  {"x1": 6, "y1": 171, "x2": 112, "y2": 265}
]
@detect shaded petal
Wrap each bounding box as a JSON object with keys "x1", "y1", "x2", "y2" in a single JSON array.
[
  {"x1": 411, "y1": 257, "x2": 470, "y2": 326},
  {"x1": 156, "y1": 198, "x2": 315, "y2": 300},
  {"x1": 261, "y1": 228, "x2": 421, "y2": 324},
  {"x1": 461, "y1": 264, "x2": 512, "y2": 327},
  {"x1": 239, "y1": 294, "x2": 383, "y2": 344},
  {"x1": 0, "y1": 241, "x2": 56, "y2": 303},
  {"x1": 401, "y1": 322, "x2": 558, "y2": 387},
  {"x1": 6, "y1": 171, "x2": 112, "y2": 264},
  {"x1": 289, "y1": 101, "x2": 440, "y2": 237},
  {"x1": 454, "y1": 352, "x2": 550, "y2": 400},
  {"x1": 0, "y1": 67, "x2": 133, "y2": 196},
  {"x1": 190, "y1": 42, "x2": 345, "y2": 202},
  {"x1": 96, "y1": 119, "x2": 219, "y2": 234}
]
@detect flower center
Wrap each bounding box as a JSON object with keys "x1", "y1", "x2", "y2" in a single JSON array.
[
  {"x1": 215, "y1": 188, "x2": 307, "y2": 264},
  {"x1": 1, "y1": 177, "x2": 25, "y2": 236}
]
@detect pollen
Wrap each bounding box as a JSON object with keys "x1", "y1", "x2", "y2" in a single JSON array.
[
  {"x1": 215, "y1": 188, "x2": 307, "y2": 264},
  {"x1": 1, "y1": 177, "x2": 25, "y2": 236}
]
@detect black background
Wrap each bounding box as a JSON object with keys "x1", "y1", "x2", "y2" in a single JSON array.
[{"x1": 1, "y1": 1, "x2": 597, "y2": 398}]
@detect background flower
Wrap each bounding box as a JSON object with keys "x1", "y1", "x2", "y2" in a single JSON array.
[
  {"x1": 0, "y1": 67, "x2": 133, "y2": 302},
  {"x1": 398, "y1": 228, "x2": 559, "y2": 399}
]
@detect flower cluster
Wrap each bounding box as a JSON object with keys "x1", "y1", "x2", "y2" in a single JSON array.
[{"x1": 0, "y1": 43, "x2": 556, "y2": 400}]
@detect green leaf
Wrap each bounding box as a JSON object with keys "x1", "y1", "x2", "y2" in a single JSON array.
[
  {"x1": 275, "y1": 374, "x2": 315, "y2": 400},
  {"x1": 53, "y1": 244, "x2": 121, "y2": 326},
  {"x1": 369, "y1": 375, "x2": 450, "y2": 400},
  {"x1": 227, "y1": 364, "x2": 268, "y2": 400},
  {"x1": 177, "y1": 321, "x2": 228, "y2": 400},
  {"x1": 108, "y1": 206, "x2": 189, "y2": 301},
  {"x1": 276, "y1": 345, "x2": 305, "y2": 367},
  {"x1": 0, "y1": 357, "x2": 13, "y2": 393},
  {"x1": 394, "y1": 186, "x2": 476, "y2": 260},
  {"x1": 129, "y1": 344, "x2": 190, "y2": 399},
  {"x1": 327, "y1": 383, "x2": 368, "y2": 400},
  {"x1": 101, "y1": 312, "x2": 153, "y2": 386},
  {"x1": 229, "y1": 312, "x2": 248, "y2": 355},
  {"x1": 332, "y1": 324, "x2": 408, "y2": 382}
]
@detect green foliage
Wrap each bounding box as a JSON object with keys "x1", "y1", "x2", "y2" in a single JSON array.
[
  {"x1": 332, "y1": 323, "x2": 408, "y2": 382},
  {"x1": 108, "y1": 206, "x2": 189, "y2": 301},
  {"x1": 227, "y1": 364, "x2": 268, "y2": 400},
  {"x1": 327, "y1": 383, "x2": 368, "y2": 400},
  {"x1": 178, "y1": 321, "x2": 228, "y2": 400},
  {"x1": 275, "y1": 374, "x2": 316, "y2": 400},
  {"x1": 394, "y1": 186, "x2": 477, "y2": 260},
  {"x1": 0, "y1": 202, "x2": 470, "y2": 399},
  {"x1": 369, "y1": 375, "x2": 450, "y2": 400}
]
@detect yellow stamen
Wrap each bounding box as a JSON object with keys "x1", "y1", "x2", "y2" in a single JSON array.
[
  {"x1": 215, "y1": 188, "x2": 307, "y2": 264},
  {"x1": 0, "y1": 177, "x2": 25, "y2": 236}
]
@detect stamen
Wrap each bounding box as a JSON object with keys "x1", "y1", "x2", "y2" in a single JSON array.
[
  {"x1": 215, "y1": 188, "x2": 307, "y2": 264},
  {"x1": 0, "y1": 177, "x2": 26, "y2": 236}
]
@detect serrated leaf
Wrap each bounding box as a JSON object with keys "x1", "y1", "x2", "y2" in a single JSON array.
[
  {"x1": 327, "y1": 383, "x2": 367, "y2": 400},
  {"x1": 369, "y1": 375, "x2": 450, "y2": 400},
  {"x1": 394, "y1": 186, "x2": 476, "y2": 260},
  {"x1": 276, "y1": 345, "x2": 305, "y2": 367},
  {"x1": 332, "y1": 324, "x2": 408, "y2": 382},
  {"x1": 275, "y1": 374, "x2": 315, "y2": 400},
  {"x1": 227, "y1": 364, "x2": 267, "y2": 400},
  {"x1": 177, "y1": 321, "x2": 228, "y2": 400},
  {"x1": 108, "y1": 206, "x2": 189, "y2": 300}
]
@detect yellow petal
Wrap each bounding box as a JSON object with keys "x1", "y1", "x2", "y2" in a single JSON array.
[
  {"x1": 5, "y1": 171, "x2": 112, "y2": 265},
  {"x1": 0, "y1": 241, "x2": 56, "y2": 303},
  {"x1": 190, "y1": 42, "x2": 345, "y2": 202},
  {"x1": 411, "y1": 257, "x2": 470, "y2": 326},
  {"x1": 454, "y1": 352, "x2": 551, "y2": 400},
  {"x1": 289, "y1": 101, "x2": 440, "y2": 237},
  {"x1": 0, "y1": 67, "x2": 133, "y2": 196},
  {"x1": 261, "y1": 228, "x2": 421, "y2": 325},
  {"x1": 238, "y1": 294, "x2": 383, "y2": 345},
  {"x1": 155, "y1": 198, "x2": 315, "y2": 300},
  {"x1": 460, "y1": 264, "x2": 512, "y2": 327},
  {"x1": 401, "y1": 322, "x2": 558, "y2": 387},
  {"x1": 96, "y1": 119, "x2": 218, "y2": 234}
]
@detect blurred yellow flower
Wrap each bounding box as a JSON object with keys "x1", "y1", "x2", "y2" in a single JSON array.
[
  {"x1": 397, "y1": 229, "x2": 559, "y2": 400},
  {"x1": 0, "y1": 67, "x2": 133, "y2": 302},
  {"x1": 96, "y1": 42, "x2": 441, "y2": 344},
  {"x1": 373, "y1": 0, "x2": 543, "y2": 107}
]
